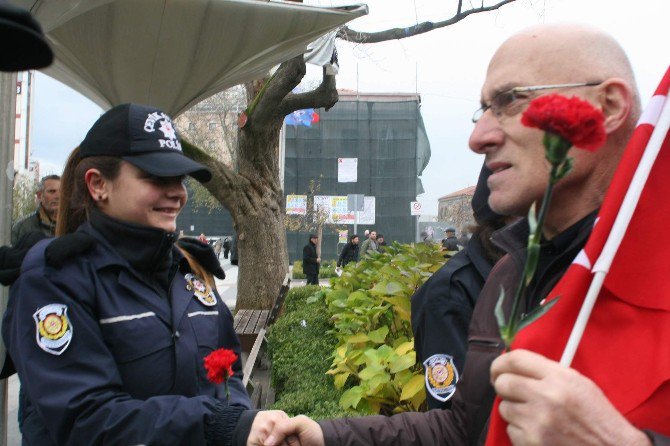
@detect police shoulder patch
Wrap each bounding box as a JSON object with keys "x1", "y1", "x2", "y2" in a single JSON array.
[
  {"x1": 33, "y1": 304, "x2": 73, "y2": 355},
  {"x1": 423, "y1": 353, "x2": 459, "y2": 402},
  {"x1": 184, "y1": 273, "x2": 217, "y2": 307}
]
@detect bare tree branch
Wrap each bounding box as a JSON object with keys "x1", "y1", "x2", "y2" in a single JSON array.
[
  {"x1": 278, "y1": 67, "x2": 338, "y2": 116},
  {"x1": 338, "y1": 0, "x2": 517, "y2": 44},
  {"x1": 249, "y1": 56, "x2": 306, "y2": 127}
]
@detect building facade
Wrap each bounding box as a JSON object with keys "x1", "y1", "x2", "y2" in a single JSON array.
[
  {"x1": 437, "y1": 186, "x2": 476, "y2": 235},
  {"x1": 284, "y1": 91, "x2": 431, "y2": 262}
]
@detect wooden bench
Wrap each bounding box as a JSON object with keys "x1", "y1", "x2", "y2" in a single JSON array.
[
  {"x1": 234, "y1": 274, "x2": 291, "y2": 395},
  {"x1": 234, "y1": 309, "x2": 270, "y2": 354}
]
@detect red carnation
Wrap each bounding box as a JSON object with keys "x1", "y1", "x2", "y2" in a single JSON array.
[
  {"x1": 521, "y1": 94, "x2": 606, "y2": 152},
  {"x1": 204, "y1": 348, "x2": 237, "y2": 384}
]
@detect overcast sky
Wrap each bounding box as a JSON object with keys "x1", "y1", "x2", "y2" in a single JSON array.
[{"x1": 30, "y1": 0, "x2": 669, "y2": 215}]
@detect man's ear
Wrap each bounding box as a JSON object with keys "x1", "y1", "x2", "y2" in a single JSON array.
[
  {"x1": 598, "y1": 78, "x2": 634, "y2": 135},
  {"x1": 84, "y1": 168, "x2": 108, "y2": 203}
]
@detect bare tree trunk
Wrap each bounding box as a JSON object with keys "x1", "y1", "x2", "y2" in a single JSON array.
[
  {"x1": 235, "y1": 210, "x2": 288, "y2": 310},
  {"x1": 232, "y1": 115, "x2": 289, "y2": 309}
]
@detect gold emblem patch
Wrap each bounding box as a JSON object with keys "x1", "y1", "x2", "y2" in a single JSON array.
[
  {"x1": 185, "y1": 273, "x2": 217, "y2": 307},
  {"x1": 423, "y1": 354, "x2": 459, "y2": 402},
  {"x1": 34, "y1": 304, "x2": 73, "y2": 355}
]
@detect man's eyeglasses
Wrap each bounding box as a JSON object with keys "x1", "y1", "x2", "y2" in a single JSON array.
[{"x1": 471, "y1": 81, "x2": 602, "y2": 123}]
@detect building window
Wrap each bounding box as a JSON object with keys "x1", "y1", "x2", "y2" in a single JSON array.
[
  {"x1": 208, "y1": 122, "x2": 217, "y2": 130},
  {"x1": 188, "y1": 122, "x2": 196, "y2": 130},
  {"x1": 208, "y1": 140, "x2": 216, "y2": 149}
]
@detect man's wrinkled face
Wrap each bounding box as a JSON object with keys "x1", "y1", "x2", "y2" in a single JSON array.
[
  {"x1": 468, "y1": 39, "x2": 602, "y2": 217},
  {"x1": 370, "y1": 231, "x2": 377, "y2": 240},
  {"x1": 38, "y1": 179, "x2": 60, "y2": 214}
]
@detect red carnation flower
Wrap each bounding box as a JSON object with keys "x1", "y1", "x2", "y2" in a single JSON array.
[
  {"x1": 204, "y1": 348, "x2": 238, "y2": 384},
  {"x1": 521, "y1": 94, "x2": 606, "y2": 152}
]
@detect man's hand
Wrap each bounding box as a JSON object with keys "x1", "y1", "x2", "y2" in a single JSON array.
[
  {"x1": 247, "y1": 410, "x2": 290, "y2": 446},
  {"x1": 490, "y1": 350, "x2": 651, "y2": 446},
  {"x1": 316, "y1": 257, "x2": 321, "y2": 264},
  {"x1": 264, "y1": 415, "x2": 325, "y2": 446}
]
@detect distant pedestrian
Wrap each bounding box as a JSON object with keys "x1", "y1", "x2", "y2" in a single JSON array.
[
  {"x1": 359, "y1": 230, "x2": 378, "y2": 256},
  {"x1": 302, "y1": 234, "x2": 320, "y2": 285},
  {"x1": 11, "y1": 175, "x2": 60, "y2": 245},
  {"x1": 337, "y1": 234, "x2": 360, "y2": 268},
  {"x1": 230, "y1": 236, "x2": 239, "y2": 266},
  {"x1": 377, "y1": 234, "x2": 387, "y2": 248},
  {"x1": 441, "y1": 228, "x2": 462, "y2": 252},
  {"x1": 222, "y1": 236, "x2": 232, "y2": 259},
  {"x1": 213, "y1": 238, "x2": 223, "y2": 259},
  {"x1": 198, "y1": 233, "x2": 207, "y2": 243}
]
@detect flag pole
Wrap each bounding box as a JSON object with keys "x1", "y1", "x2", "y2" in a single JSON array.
[{"x1": 560, "y1": 94, "x2": 670, "y2": 367}]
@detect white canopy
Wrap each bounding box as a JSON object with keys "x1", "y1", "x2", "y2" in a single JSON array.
[{"x1": 13, "y1": 0, "x2": 367, "y2": 115}]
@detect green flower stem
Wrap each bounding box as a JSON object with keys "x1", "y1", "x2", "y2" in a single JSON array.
[{"x1": 502, "y1": 161, "x2": 562, "y2": 348}]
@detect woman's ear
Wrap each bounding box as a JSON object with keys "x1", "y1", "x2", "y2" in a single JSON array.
[
  {"x1": 84, "y1": 168, "x2": 109, "y2": 203},
  {"x1": 598, "y1": 78, "x2": 634, "y2": 135}
]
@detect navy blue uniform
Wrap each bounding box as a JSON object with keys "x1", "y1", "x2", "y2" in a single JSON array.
[
  {"x1": 3, "y1": 222, "x2": 251, "y2": 445},
  {"x1": 411, "y1": 235, "x2": 494, "y2": 409}
]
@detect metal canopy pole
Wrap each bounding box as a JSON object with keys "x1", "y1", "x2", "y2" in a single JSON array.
[{"x1": 0, "y1": 71, "x2": 18, "y2": 446}]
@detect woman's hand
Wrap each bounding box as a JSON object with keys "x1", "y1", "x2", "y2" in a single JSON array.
[{"x1": 247, "y1": 410, "x2": 290, "y2": 446}]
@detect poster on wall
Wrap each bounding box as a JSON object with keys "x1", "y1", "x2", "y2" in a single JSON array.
[
  {"x1": 314, "y1": 195, "x2": 331, "y2": 212},
  {"x1": 330, "y1": 196, "x2": 354, "y2": 224},
  {"x1": 286, "y1": 194, "x2": 307, "y2": 215},
  {"x1": 338, "y1": 230, "x2": 349, "y2": 243},
  {"x1": 337, "y1": 158, "x2": 358, "y2": 183}
]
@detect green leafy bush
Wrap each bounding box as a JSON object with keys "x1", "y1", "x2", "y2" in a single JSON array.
[
  {"x1": 268, "y1": 286, "x2": 368, "y2": 419},
  {"x1": 315, "y1": 242, "x2": 446, "y2": 415},
  {"x1": 292, "y1": 260, "x2": 338, "y2": 280}
]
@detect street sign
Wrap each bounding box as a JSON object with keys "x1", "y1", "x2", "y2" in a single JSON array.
[
  {"x1": 410, "y1": 201, "x2": 422, "y2": 216},
  {"x1": 347, "y1": 194, "x2": 365, "y2": 212}
]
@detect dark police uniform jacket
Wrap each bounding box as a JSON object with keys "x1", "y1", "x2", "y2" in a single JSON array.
[
  {"x1": 411, "y1": 234, "x2": 494, "y2": 409},
  {"x1": 3, "y1": 221, "x2": 251, "y2": 445}
]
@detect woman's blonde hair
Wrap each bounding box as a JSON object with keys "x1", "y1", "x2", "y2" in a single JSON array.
[{"x1": 176, "y1": 246, "x2": 216, "y2": 290}]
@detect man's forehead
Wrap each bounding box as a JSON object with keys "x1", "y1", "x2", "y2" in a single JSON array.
[
  {"x1": 481, "y1": 30, "x2": 586, "y2": 100},
  {"x1": 44, "y1": 179, "x2": 61, "y2": 188}
]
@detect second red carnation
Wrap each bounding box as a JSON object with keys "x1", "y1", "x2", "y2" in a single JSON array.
[{"x1": 204, "y1": 348, "x2": 238, "y2": 385}]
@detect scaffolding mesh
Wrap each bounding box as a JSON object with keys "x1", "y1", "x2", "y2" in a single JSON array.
[{"x1": 285, "y1": 97, "x2": 430, "y2": 262}]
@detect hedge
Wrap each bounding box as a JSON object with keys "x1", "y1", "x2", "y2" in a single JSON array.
[{"x1": 267, "y1": 285, "x2": 369, "y2": 419}]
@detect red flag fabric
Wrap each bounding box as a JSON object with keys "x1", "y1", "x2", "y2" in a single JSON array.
[{"x1": 487, "y1": 67, "x2": 670, "y2": 445}]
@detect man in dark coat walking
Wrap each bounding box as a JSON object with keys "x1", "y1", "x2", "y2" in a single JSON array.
[
  {"x1": 337, "y1": 234, "x2": 359, "y2": 268},
  {"x1": 302, "y1": 234, "x2": 320, "y2": 285}
]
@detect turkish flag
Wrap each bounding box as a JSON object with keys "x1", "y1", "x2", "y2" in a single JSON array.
[{"x1": 486, "y1": 67, "x2": 670, "y2": 445}]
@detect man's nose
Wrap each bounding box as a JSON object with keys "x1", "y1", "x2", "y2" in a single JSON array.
[{"x1": 468, "y1": 112, "x2": 504, "y2": 155}]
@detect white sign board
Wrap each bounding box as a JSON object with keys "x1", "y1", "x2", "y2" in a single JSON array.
[
  {"x1": 410, "y1": 201, "x2": 422, "y2": 216},
  {"x1": 337, "y1": 158, "x2": 358, "y2": 183},
  {"x1": 358, "y1": 196, "x2": 376, "y2": 224},
  {"x1": 286, "y1": 194, "x2": 307, "y2": 215}
]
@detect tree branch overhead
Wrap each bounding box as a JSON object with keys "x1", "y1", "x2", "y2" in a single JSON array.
[{"x1": 338, "y1": 0, "x2": 517, "y2": 44}]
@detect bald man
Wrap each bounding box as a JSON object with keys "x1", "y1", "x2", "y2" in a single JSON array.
[{"x1": 249, "y1": 24, "x2": 665, "y2": 446}]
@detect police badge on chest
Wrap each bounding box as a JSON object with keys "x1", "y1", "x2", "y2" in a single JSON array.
[
  {"x1": 423, "y1": 353, "x2": 459, "y2": 402},
  {"x1": 184, "y1": 273, "x2": 217, "y2": 307}
]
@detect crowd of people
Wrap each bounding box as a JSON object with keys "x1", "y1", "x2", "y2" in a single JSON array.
[{"x1": 1, "y1": 1, "x2": 667, "y2": 444}]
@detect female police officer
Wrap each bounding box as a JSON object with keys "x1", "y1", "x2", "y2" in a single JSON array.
[{"x1": 2, "y1": 104, "x2": 284, "y2": 445}]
